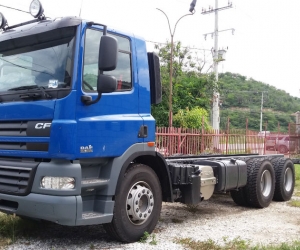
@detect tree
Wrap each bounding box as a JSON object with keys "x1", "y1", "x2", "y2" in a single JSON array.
[
  {"x1": 152, "y1": 41, "x2": 214, "y2": 127},
  {"x1": 173, "y1": 107, "x2": 211, "y2": 129}
]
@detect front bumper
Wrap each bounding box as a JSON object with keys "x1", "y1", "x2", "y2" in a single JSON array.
[
  {"x1": 0, "y1": 193, "x2": 77, "y2": 225},
  {"x1": 0, "y1": 159, "x2": 114, "y2": 226}
]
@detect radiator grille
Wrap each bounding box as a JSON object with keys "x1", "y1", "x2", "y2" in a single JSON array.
[
  {"x1": 0, "y1": 122, "x2": 27, "y2": 136},
  {"x1": 0, "y1": 121, "x2": 51, "y2": 151},
  {"x1": 0, "y1": 160, "x2": 38, "y2": 195}
]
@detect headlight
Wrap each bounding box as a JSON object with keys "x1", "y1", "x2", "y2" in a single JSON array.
[
  {"x1": 29, "y1": 0, "x2": 44, "y2": 19},
  {"x1": 41, "y1": 177, "x2": 75, "y2": 189},
  {"x1": 0, "y1": 12, "x2": 7, "y2": 30}
]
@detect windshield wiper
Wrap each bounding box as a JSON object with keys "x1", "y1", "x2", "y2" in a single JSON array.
[
  {"x1": 8, "y1": 85, "x2": 40, "y2": 91},
  {"x1": 8, "y1": 85, "x2": 52, "y2": 99}
]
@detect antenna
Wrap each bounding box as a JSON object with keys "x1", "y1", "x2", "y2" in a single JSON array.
[
  {"x1": 79, "y1": 0, "x2": 83, "y2": 17},
  {"x1": 0, "y1": 4, "x2": 29, "y2": 14}
]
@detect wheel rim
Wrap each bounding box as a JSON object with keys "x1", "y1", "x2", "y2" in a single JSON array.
[
  {"x1": 260, "y1": 170, "x2": 272, "y2": 197},
  {"x1": 284, "y1": 167, "x2": 293, "y2": 192},
  {"x1": 126, "y1": 181, "x2": 154, "y2": 225}
]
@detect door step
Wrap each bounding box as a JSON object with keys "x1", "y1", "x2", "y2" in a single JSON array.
[{"x1": 82, "y1": 212, "x2": 104, "y2": 219}]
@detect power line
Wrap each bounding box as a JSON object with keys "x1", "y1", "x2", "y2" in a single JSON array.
[
  {"x1": 0, "y1": 4, "x2": 29, "y2": 14},
  {"x1": 0, "y1": 4, "x2": 212, "y2": 54},
  {"x1": 145, "y1": 40, "x2": 211, "y2": 51}
]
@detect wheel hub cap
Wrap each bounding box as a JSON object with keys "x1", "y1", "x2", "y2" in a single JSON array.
[
  {"x1": 126, "y1": 182, "x2": 154, "y2": 225},
  {"x1": 284, "y1": 167, "x2": 293, "y2": 192},
  {"x1": 261, "y1": 170, "x2": 272, "y2": 197}
]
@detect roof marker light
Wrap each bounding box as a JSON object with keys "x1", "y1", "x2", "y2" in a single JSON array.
[
  {"x1": 30, "y1": 0, "x2": 44, "y2": 19},
  {"x1": 0, "y1": 12, "x2": 7, "y2": 30}
]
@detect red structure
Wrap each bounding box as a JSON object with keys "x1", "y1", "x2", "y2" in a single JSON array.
[{"x1": 156, "y1": 119, "x2": 295, "y2": 158}]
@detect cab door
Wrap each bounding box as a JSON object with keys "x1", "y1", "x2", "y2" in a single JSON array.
[{"x1": 75, "y1": 27, "x2": 143, "y2": 158}]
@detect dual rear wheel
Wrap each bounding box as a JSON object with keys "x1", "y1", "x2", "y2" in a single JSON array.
[
  {"x1": 230, "y1": 158, "x2": 295, "y2": 208},
  {"x1": 271, "y1": 158, "x2": 295, "y2": 201}
]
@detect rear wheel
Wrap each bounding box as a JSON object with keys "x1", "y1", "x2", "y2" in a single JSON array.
[
  {"x1": 272, "y1": 158, "x2": 295, "y2": 201},
  {"x1": 104, "y1": 163, "x2": 162, "y2": 242},
  {"x1": 244, "y1": 159, "x2": 275, "y2": 208}
]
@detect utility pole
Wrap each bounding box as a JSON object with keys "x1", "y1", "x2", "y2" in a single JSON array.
[
  {"x1": 260, "y1": 92, "x2": 263, "y2": 132},
  {"x1": 221, "y1": 90, "x2": 267, "y2": 132},
  {"x1": 212, "y1": 0, "x2": 220, "y2": 130},
  {"x1": 213, "y1": 0, "x2": 219, "y2": 131},
  {"x1": 202, "y1": 0, "x2": 233, "y2": 131},
  {"x1": 260, "y1": 91, "x2": 268, "y2": 132}
]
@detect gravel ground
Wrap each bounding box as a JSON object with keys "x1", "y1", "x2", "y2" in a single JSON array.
[{"x1": 6, "y1": 194, "x2": 300, "y2": 250}]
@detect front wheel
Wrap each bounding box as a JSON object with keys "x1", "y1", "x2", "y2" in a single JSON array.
[{"x1": 104, "y1": 163, "x2": 162, "y2": 242}]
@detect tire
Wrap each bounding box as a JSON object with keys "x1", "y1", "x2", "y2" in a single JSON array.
[
  {"x1": 278, "y1": 145, "x2": 288, "y2": 154},
  {"x1": 230, "y1": 188, "x2": 248, "y2": 206},
  {"x1": 244, "y1": 159, "x2": 275, "y2": 208},
  {"x1": 104, "y1": 163, "x2": 162, "y2": 242},
  {"x1": 271, "y1": 158, "x2": 295, "y2": 201}
]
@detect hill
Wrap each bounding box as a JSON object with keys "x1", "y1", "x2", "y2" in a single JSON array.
[{"x1": 218, "y1": 72, "x2": 300, "y2": 132}]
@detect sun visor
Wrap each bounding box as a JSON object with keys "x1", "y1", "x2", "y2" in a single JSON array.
[{"x1": 0, "y1": 16, "x2": 81, "y2": 43}]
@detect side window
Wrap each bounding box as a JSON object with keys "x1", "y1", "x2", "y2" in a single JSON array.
[{"x1": 83, "y1": 29, "x2": 132, "y2": 92}]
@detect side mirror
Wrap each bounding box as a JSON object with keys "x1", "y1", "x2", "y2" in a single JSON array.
[
  {"x1": 97, "y1": 74, "x2": 117, "y2": 93},
  {"x1": 98, "y1": 35, "x2": 118, "y2": 71}
]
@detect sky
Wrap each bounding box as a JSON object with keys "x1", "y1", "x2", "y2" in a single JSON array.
[{"x1": 1, "y1": 0, "x2": 300, "y2": 97}]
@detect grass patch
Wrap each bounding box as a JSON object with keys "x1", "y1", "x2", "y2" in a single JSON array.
[
  {"x1": 139, "y1": 231, "x2": 157, "y2": 245},
  {"x1": 0, "y1": 213, "x2": 41, "y2": 248},
  {"x1": 139, "y1": 231, "x2": 150, "y2": 243},
  {"x1": 295, "y1": 164, "x2": 300, "y2": 190},
  {"x1": 254, "y1": 241, "x2": 300, "y2": 249},
  {"x1": 175, "y1": 237, "x2": 300, "y2": 250},
  {"x1": 292, "y1": 164, "x2": 300, "y2": 197},
  {"x1": 294, "y1": 191, "x2": 300, "y2": 197},
  {"x1": 175, "y1": 237, "x2": 250, "y2": 250},
  {"x1": 176, "y1": 238, "x2": 222, "y2": 250},
  {"x1": 288, "y1": 200, "x2": 300, "y2": 208},
  {"x1": 149, "y1": 234, "x2": 157, "y2": 245}
]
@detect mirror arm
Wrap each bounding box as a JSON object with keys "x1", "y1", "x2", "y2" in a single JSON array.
[
  {"x1": 81, "y1": 93, "x2": 102, "y2": 105},
  {"x1": 82, "y1": 70, "x2": 104, "y2": 105}
]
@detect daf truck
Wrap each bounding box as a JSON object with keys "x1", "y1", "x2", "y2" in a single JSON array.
[{"x1": 0, "y1": 0, "x2": 295, "y2": 242}]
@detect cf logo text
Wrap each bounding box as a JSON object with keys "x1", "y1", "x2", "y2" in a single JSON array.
[{"x1": 35, "y1": 123, "x2": 51, "y2": 129}]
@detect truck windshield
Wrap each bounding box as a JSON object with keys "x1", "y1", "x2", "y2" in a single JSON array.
[{"x1": 0, "y1": 28, "x2": 76, "y2": 92}]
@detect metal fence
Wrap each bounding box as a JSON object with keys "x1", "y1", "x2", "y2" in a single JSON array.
[{"x1": 155, "y1": 120, "x2": 297, "y2": 158}]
